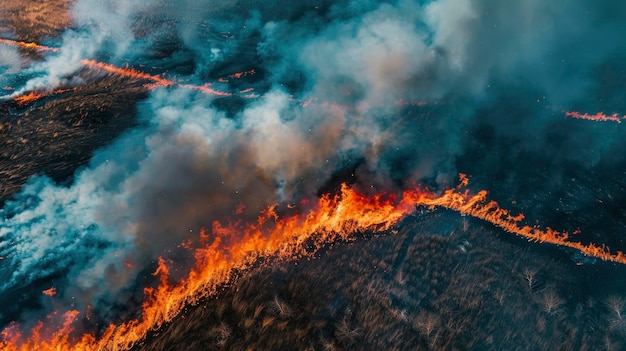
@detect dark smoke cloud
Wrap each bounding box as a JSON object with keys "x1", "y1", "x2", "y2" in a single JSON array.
[{"x1": 1, "y1": 0, "x2": 626, "y2": 330}]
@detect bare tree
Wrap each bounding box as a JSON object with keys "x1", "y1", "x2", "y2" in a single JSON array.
[
  {"x1": 414, "y1": 312, "x2": 440, "y2": 340},
  {"x1": 542, "y1": 290, "x2": 563, "y2": 315},
  {"x1": 606, "y1": 296, "x2": 625, "y2": 320},
  {"x1": 605, "y1": 296, "x2": 626, "y2": 335},
  {"x1": 522, "y1": 268, "x2": 538, "y2": 293}
]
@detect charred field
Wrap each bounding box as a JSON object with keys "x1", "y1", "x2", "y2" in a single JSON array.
[{"x1": 134, "y1": 212, "x2": 626, "y2": 351}]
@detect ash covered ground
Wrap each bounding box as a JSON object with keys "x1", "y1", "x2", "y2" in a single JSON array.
[{"x1": 2, "y1": 1, "x2": 626, "y2": 350}]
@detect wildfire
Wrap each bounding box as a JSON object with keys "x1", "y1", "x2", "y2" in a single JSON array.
[
  {"x1": 42, "y1": 287, "x2": 56, "y2": 297},
  {"x1": 81, "y1": 60, "x2": 174, "y2": 88},
  {"x1": 9, "y1": 88, "x2": 77, "y2": 106},
  {"x1": 1, "y1": 38, "x2": 235, "y2": 99},
  {"x1": 565, "y1": 111, "x2": 625, "y2": 123},
  {"x1": 0, "y1": 38, "x2": 59, "y2": 53},
  {"x1": 13, "y1": 92, "x2": 45, "y2": 105},
  {"x1": 2, "y1": 175, "x2": 625, "y2": 351},
  {"x1": 218, "y1": 69, "x2": 256, "y2": 82}
]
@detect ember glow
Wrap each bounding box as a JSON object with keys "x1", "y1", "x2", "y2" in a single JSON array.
[
  {"x1": 565, "y1": 111, "x2": 625, "y2": 123},
  {"x1": 82, "y1": 61, "x2": 235, "y2": 97},
  {"x1": 2, "y1": 175, "x2": 624, "y2": 350},
  {"x1": 13, "y1": 91, "x2": 45, "y2": 105},
  {"x1": 0, "y1": 39, "x2": 236, "y2": 99},
  {"x1": 0, "y1": 38, "x2": 59, "y2": 53},
  {"x1": 80, "y1": 60, "x2": 174, "y2": 88}
]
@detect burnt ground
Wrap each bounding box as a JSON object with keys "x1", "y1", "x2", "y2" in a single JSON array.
[
  {"x1": 0, "y1": 0, "x2": 73, "y2": 43},
  {"x1": 0, "y1": 73, "x2": 149, "y2": 205},
  {"x1": 132, "y1": 211, "x2": 626, "y2": 351},
  {"x1": 0, "y1": 0, "x2": 151, "y2": 205}
]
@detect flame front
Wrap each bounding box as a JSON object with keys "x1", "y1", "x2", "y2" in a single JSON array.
[
  {"x1": 80, "y1": 60, "x2": 175, "y2": 88},
  {"x1": 2, "y1": 176, "x2": 625, "y2": 351},
  {"x1": 13, "y1": 92, "x2": 45, "y2": 105},
  {"x1": 0, "y1": 39, "x2": 236, "y2": 99}
]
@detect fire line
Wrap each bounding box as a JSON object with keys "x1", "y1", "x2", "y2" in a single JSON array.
[
  {"x1": 2, "y1": 175, "x2": 624, "y2": 351},
  {"x1": 565, "y1": 111, "x2": 625, "y2": 123}
]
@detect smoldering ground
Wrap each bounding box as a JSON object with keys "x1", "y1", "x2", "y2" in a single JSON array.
[{"x1": 1, "y1": 0, "x2": 626, "y2": 336}]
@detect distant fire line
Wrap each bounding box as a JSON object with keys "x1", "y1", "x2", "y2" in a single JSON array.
[
  {"x1": 0, "y1": 38, "x2": 59, "y2": 53},
  {"x1": 565, "y1": 111, "x2": 625, "y2": 123},
  {"x1": 0, "y1": 39, "x2": 250, "y2": 99},
  {"x1": 2, "y1": 39, "x2": 437, "y2": 108}
]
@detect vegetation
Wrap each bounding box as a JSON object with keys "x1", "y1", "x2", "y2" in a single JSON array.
[{"x1": 134, "y1": 210, "x2": 626, "y2": 350}]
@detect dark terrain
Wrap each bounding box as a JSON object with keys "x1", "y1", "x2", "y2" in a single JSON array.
[{"x1": 134, "y1": 211, "x2": 626, "y2": 351}]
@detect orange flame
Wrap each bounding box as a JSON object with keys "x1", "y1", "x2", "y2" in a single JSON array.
[
  {"x1": 42, "y1": 287, "x2": 56, "y2": 297},
  {"x1": 1, "y1": 38, "x2": 234, "y2": 98},
  {"x1": 81, "y1": 60, "x2": 237, "y2": 97},
  {"x1": 218, "y1": 69, "x2": 256, "y2": 82},
  {"x1": 565, "y1": 111, "x2": 625, "y2": 123},
  {"x1": 0, "y1": 38, "x2": 59, "y2": 53},
  {"x1": 2, "y1": 175, "x2": 625, "y2": 350},
  {"x1": 80, "y1": 60, "x2": 174, "y2": 88},
  {"x1": 13, "y1": 92, "x2": 45, "y2": 105},
  {"x1": 10, "y1": 88, "x2": 77, "y2": 106}
]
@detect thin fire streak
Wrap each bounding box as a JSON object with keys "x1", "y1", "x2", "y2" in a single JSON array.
[
  {"x1": 0, "y1": 38, "x2": 59, "y2": 53},
  {"x1": 9, "y1": 88, "x2": 77, "y2": 106},
  {"x1": 3, "y1": 38, "x2": 430, "y2": 109},
  {"x1": 565, "y1": 111, "x2": 625, "y2": 123},
  {"x1": 2, "y1": 175, "x2": 625, "y2": 351},
  {"x1": 1, "y1": 38, "x2": 238, "y2": 98},
  {"x1": 218, "y1": 69, "x2": 256, "y2": 82},
  {"x1": 80, "y1": 60, "x2": 174, "y2": 88}
]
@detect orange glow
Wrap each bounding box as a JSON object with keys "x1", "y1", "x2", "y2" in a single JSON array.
[
  {"x1": 81, "y1": 60, "x2": 237, "y2": 97},
  {"x1": 218, "y1": 69, "x2": 256, "y2": 82},
  {"x1": 178, "y1": 83, "x2": 232, "y2": 97},
  {"x1": 228, "y1": 69, "x2": 255, "y2": 79},
  {"x1": 0, "y1": 38, "x2": 59, "y2": 53},
  {"x1": 0, "y1": 37, "x2": 234, "y2": 98},
  {"x1": 10, "y1": 88, "x2": 77, "y2": 106},
  {"x1": 2, "y1": 175, "x2": 625, "y2": 350},
  {"x1": 8, "y1": 60, "x2": 234, "y2": 102},
  {"x1": 42, "y1": 287, "x2": 56, "y2": 297},
  {"x1": 565, "y1": 111, "x2": 625, "y2": 123},
  {"x1": 81, "y1": 60, "x2": 174, "y2": 88},
  {"x1": 13, "y1": 92, "x2": 45, "y2": 105}
]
